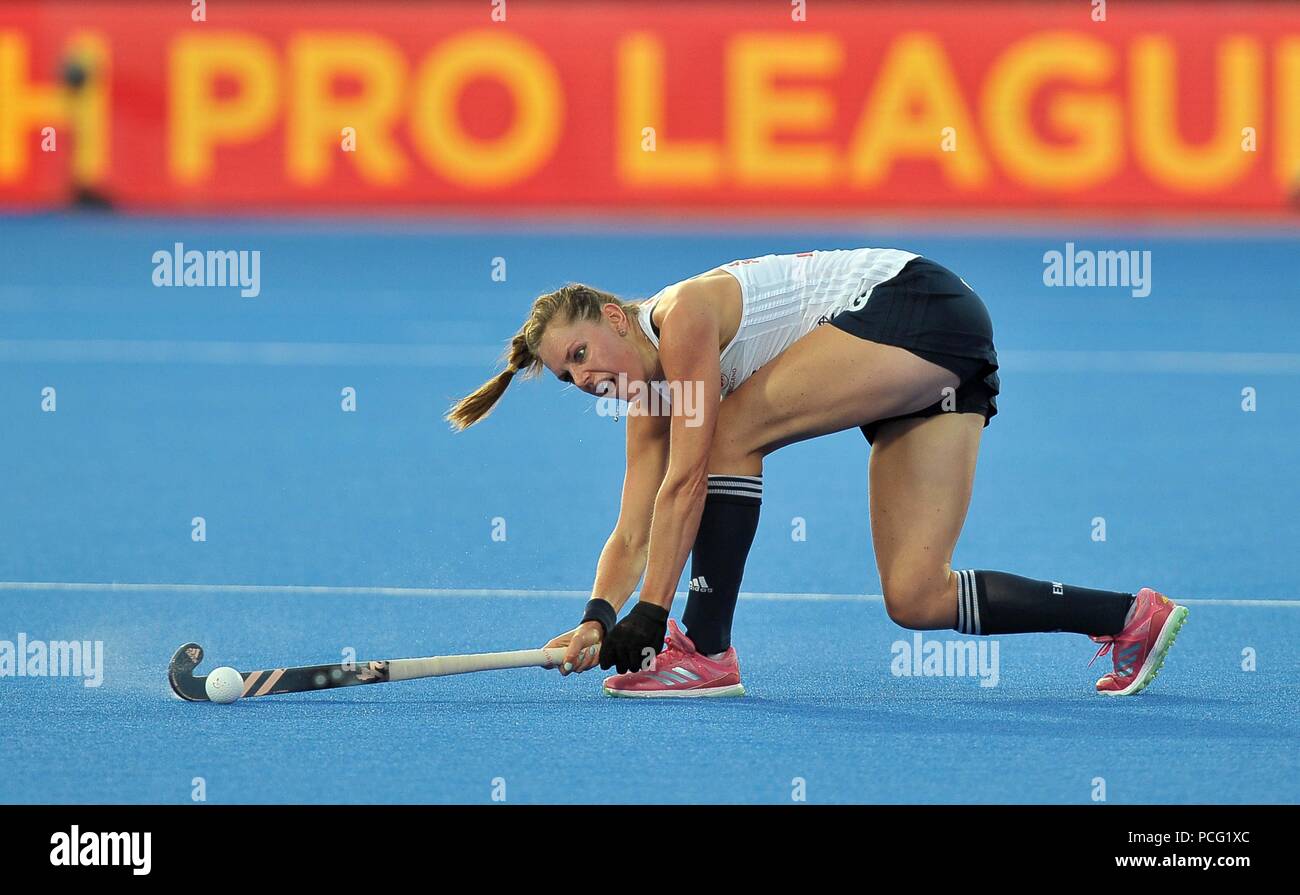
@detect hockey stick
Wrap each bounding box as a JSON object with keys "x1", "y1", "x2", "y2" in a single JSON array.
[{"x1": 167, "y1": 641, "x2": 569, "y2": 702}]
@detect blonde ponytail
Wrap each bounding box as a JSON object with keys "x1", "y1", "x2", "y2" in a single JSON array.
[{"x1": 444, "y1": 334, "x2": 533, "y2": 431}]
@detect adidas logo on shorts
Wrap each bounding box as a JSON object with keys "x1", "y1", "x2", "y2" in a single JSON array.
[{"x1": 689, "y1": 577, "x2": 713, "y2": 593}]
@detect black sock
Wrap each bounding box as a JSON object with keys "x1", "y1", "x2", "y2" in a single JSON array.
[
  {"x1": 682, "y1": 475, "x2": 762, "y2": 655},
  {"x1": 953, "y1": 570, "x2": 1134, "y2": 636}
]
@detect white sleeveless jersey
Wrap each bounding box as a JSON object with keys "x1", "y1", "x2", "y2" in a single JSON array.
[{"x1": 636, "y1": 247, "x2": 918, "y2": 400}]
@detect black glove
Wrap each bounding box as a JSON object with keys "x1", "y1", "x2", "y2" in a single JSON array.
[{"x1": 599, "y1": 602, "x2": 669, "y2": 673}]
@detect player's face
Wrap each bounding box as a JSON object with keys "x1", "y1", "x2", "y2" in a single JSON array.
[{"x1": 539, "y1": 310, "x2": 645, "y2": 400}]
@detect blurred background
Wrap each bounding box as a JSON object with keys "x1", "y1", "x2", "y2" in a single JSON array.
[{"x1": 4, "y1": 0, "x2": 1299, "y2": 214}]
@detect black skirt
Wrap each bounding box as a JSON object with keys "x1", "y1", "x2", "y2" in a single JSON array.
[{"x1": 826, "y1": 256, "x2": 1000, "y2": 444}]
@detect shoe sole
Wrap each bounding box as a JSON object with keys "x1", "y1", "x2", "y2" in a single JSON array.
[
  {"x1": 1098, "y1": 604, "x2": 1189, "y2": 696},
  {"x1": 603, "y1": 683, "x2": 746, "y2": 699}
]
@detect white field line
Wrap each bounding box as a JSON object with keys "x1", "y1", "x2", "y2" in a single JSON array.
[
  {"x1": 2, "y1": 340, "x2": 1300, "y2": 374},
  {"x1": 0, "y1": 580, "x2": 1296, "y2": 607}
]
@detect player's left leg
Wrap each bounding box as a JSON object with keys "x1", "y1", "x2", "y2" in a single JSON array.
[
  {"x1": 868, "y1": 411, "x2": 1188, "y2": 695},
  {"x1": 866, "y1": 411, "x2": 982, "y2": 630}
]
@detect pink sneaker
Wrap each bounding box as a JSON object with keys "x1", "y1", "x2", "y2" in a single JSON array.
[
  {"x1": 603, "y1": 619, "x2": 745, "y2": 698},
  {"x1": 1089, "y1": 587, "x2": 1189, "y2": 696}
]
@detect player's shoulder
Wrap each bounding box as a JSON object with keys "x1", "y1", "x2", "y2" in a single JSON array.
[{"x1": 651, "y1": 269, "x2": 739, "y2": 335}]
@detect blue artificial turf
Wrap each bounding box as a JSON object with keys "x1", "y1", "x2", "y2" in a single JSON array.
[{"x1": 1, "y1": 216, "x2": 1296, "y2": 803}]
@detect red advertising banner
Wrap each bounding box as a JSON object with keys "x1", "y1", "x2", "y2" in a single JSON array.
[{"x1": 1, "y1": 1, "x2": 1298, "y2": 212}]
